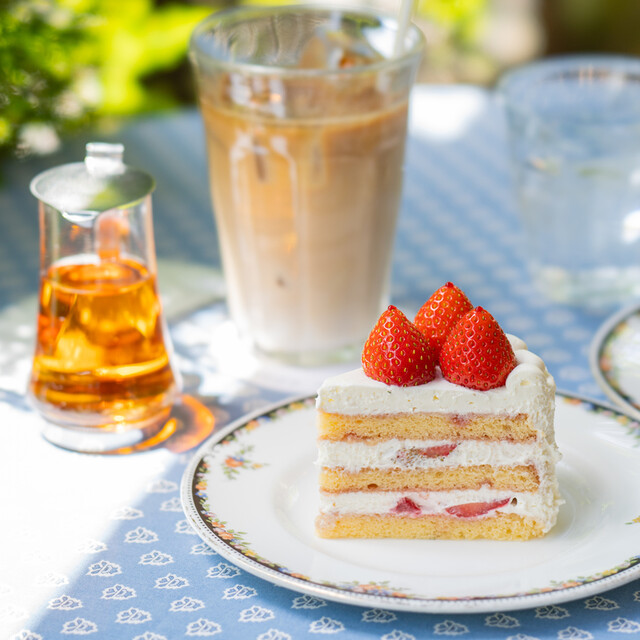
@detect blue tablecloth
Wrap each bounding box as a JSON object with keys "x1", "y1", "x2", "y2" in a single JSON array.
[{"x1": 1, "y1": 85, "x2": 639, "y2": 640}]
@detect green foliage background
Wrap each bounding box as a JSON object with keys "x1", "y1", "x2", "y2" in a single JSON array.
[{"x1": 0, "y1": 0, "x2": 211, "y2": 159}]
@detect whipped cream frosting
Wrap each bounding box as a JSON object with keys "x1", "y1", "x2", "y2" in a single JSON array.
[
  {"x1": 316, "y1": 334, "x2": 557, "y2": 442},
  {"x1": 318, "y1": 437, "x2": 559, "y2": 472},
  {"x1": 319, "y1": 485, "x2": 562, "y2": 532}
]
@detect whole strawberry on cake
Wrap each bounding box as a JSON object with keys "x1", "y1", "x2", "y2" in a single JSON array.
[{"x1": 315, "y1": 282, "x2": 562, "y2": 540}]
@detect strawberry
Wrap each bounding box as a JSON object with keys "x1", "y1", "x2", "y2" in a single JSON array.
[
  {"x1": 392, "y1": 497, "x2": 422, "y2": 515},
  {"x1": 445, "y1": 498, "x2": 510, "y2": 518},
  {"x1": 395, "y1": 444, "x2": 457, "y2": 465},
  {"x1": 418, "y1": 444, "x2": 457, "y2": 458},
  {"x1": 414, "y1": 282, "x2": 473, "y2": 356},
  {"x1": 439, "y1": 306, "x2": 517, "y2": 390},
  {"x1": 362, "y1": 306, "x2": 437, "y2": 387}
]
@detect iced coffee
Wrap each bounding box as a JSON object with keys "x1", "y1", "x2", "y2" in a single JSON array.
[{"x1": 190, "y1": 8, "x2": 424, "y2": 363}]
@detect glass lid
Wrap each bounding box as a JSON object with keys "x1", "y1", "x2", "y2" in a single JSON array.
[{"x1": 30, "y1": 142, "x2": 155, "y2": 216}]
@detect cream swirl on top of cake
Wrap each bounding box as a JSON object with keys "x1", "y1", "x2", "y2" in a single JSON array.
[{"x1": 317, "y1": 335, "x2": 556, "y2": 443}]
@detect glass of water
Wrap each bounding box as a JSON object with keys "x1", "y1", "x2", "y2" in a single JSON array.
[{"x1": 499, "y1": 56, "x2": 640, "y2": 309}]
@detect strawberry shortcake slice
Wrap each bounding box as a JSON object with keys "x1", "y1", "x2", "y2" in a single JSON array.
[{"x1": 316, "y1": 283, "x2": 561, "y2": 540}]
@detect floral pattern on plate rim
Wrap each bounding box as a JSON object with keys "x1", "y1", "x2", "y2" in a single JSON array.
[
  {"x1": 562, "y1": 395, "x2": 640, "y2": 445},
  {"x1": 191, "y1": 394, "x2": 640, "y2": 603}
]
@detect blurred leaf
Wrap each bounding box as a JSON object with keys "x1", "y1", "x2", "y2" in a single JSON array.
[
  {"x1": 0, "y1": 0, "x2": 212, "y2": 161},
  {"x1": 82, "y1": 0, "x2": 212, "y2": 114},
  {"x1": 417, "y1": 0, "x2": 487, "y2": 44}
]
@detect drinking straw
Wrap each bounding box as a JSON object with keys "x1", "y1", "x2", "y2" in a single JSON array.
[{"x1": 394, "y1": 0, "x2": 415, "y2": 56}]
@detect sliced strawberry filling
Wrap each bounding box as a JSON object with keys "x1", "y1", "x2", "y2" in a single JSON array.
[
  {"x1": 389, "y1": 496, "x2": 512, "y2": 518},
  {"x1": 394, "y1": 443, "x2": 457, "y2": 465},
  {"x1": 418, "y1": 444, "x2": 457, "y2": 458},
  {"x1": 391, "y1": 497, "x2": 422, "y2": 515},
  {"x1": 445, "y1": 498, "x2": 511, "y2": 518}
]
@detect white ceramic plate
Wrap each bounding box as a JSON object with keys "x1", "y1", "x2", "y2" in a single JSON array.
[
  {"x1": 591, "y1": 301, "x2": 640, "y2": 421},
  {"x1": 180, "y1": 393, "x2": 640, "y2": 613}
]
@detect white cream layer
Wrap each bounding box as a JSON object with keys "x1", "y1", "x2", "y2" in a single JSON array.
[
  {"x1": 319, "y1": 485, "x2": 562, "y2": 532},
  {"x1": 317, "y1": 438, "x2": 559, "y2": 472},
  {"x1": 316, "y1": 335, "x2": 557, "y2": 443}
]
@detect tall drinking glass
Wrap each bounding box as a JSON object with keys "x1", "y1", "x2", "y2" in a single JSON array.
[
  {"x1": 500, "y1": 56, "x2": 640, "y2": 308},
  {"x1": 190, "y1": 6, "x2": 424, "y2": 364}
]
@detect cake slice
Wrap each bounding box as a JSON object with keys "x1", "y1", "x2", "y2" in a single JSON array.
[{"x1": 316, "y1": 284, "x2": 561, "y2": 540}]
